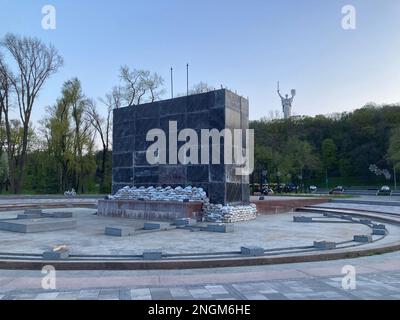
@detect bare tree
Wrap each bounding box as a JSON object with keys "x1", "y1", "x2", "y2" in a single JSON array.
[
  {"x1": 105, "y1": 86, "x2": 122, "y2": 110},
  {"x1": 0, "y1": 55, "x2": 11, "y2": 142},
  {"x1": 189, "y1": 82, "x2": 214, "y2": 94},
  {"x1": 86, "y1": 94, "x2": 114, "y2": 191},
  {"x1": 0, "y1": 55, "x2": 11, "y2": 190},
  {"x1": 120, "y1": 66, "x2": 147, "y2": 106},
  {"x1": 120, "y1": 66, "x2": 165, "y2": 106},
  {"x1": 142, "y1": 71, "x2": 165, "y2": 102},
  {"x1": 0, "y1": 33, "x2": 63, "y2": 193}
]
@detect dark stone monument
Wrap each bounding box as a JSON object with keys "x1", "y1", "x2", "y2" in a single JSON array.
[{"x1": 112, "y1": 89, "x2": 250, "y2": 205}]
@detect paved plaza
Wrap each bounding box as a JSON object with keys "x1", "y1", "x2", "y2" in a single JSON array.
[
  {"x1": 0, "y1": 208, "x2": 385, "y2": 255},
  {"x1": 0, "y1": 198, "x2": 399, "y2": 300},
  {"x1": 0, "y1": 251, "x2": 399, "y2": 300}
]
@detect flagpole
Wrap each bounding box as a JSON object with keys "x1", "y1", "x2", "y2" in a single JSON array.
[
  {"x1": 186, "y1": 63, "x2": 189, "y2": 96},
  {"x1": 170, "y1": 67, "x2": 174, "y2": 98}
]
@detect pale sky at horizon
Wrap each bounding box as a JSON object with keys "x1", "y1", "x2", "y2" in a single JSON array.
[{"x1": 1, "y1": 0, "x2": 400, "y2": 123}]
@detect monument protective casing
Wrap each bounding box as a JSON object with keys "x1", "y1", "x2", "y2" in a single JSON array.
[{"x1": 112, "y1": 89, "x2": 250, "y2": 205}]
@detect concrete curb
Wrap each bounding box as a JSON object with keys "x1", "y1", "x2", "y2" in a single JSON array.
[{"x1": 1, "y1": 241, "x2": 399, "y2": 270}]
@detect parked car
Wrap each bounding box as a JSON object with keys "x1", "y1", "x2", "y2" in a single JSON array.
[
  {"x1": 309, "y1": 185, "x2": 318, "y2": 193},
  {"x1": 283, "y1": 183, "x2": 298, "y2": 193},
  {"x1": 269, "y1": 183, "x2": 285, "y2": 193},
  {"x1": 261, "y1": 187, "x2": 274, "y2": 195},
  {"x1": 377, "y1": 185, "x2": 392, "y2": 196},
  {"x1": 329, "y1": 186, "x2": 345, "y2": 195}
]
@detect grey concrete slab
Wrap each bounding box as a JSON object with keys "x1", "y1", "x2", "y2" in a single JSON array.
[
  {"x1": 143, "y1": 250, "x2": 162, "y2": 260},
  {"x1": 314, "y1": 241, "x2": 336, "y2": 250},
  {"x1": 354, "y1": 235, "x2": 373, "y2": 243},
  {"x1": 206, "y1": 223, "x2": 234, "y2": 233},
  {"x1": 0, "y1": 218, "x2": 76, "y2": 233},
  {"x1": 293, "y1": 216, "x2": 313, "y2": 223},
  {"x1": 241, "y1": 246, "x2": 264, "y2": 256},
  {"x1": 42, "y1": 212, "x2": 73, "y2": 219},
  {"x1": 105, "y1": 226, "x2": 135, "y2": 237}
]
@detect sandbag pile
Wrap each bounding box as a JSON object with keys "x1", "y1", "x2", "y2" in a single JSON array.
[
  {"x1": 110, "y1": 186, "x2": 207, "y2": 202},
  {"x1": 110, "y1": 185, "x2": 258, "y2": 223},
  {"x1": 203, "y1": 202, "x2": 257, "y2": 223}
]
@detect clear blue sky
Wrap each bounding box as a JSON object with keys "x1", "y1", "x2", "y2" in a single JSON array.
[{"x1": 1, "y1": 0, "x2": 400, "y2": 122}]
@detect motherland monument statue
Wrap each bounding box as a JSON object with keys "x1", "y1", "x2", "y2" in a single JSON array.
[{"x1": 277, "y1": 82, "x2": 296, "y2": 119}]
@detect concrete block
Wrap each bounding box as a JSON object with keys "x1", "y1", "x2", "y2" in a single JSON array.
[
  {"x1": 241, "y1": 246, "x2": 264, "y2": 257},
  {"x1": 43, "y1": 246, "x2": 70, "y2": 260},
  {"x1": 105, "y1": 226, "x2": 135, "y2": 237},
  {"x1": 174, "y1": 218, "x2": 197, "y2": 227},
  {"x1": 206, "y1": 223, "x2": 234, "y2": 233},
  {"x1": 323, "y1": 213, "x2": 334, "y2": 217},
  {"x1": 42, "y1": 212, "x2": 73, "y2": 219},
  {"x1": 353, "y1": 235, "x2": 372, "y2": 243},
  {"x1": 143, "y1": 249, "x2": 162, "y2": 260},
  {"x1": 143, "y1": 222, "x2": 171, "y2": 230},
  {"x1": 0, "y1": 219, "x2": 76, "y2": 233},
  {"x1": 17, "y1": 213, "x2": 42, "y2": 220},
  {"x1": 341, "y1": 215, "x2": 354, "y2": 221},
  {"x1": 372, "y1": 228, "x2": 386, "y2": 236},
  {"x1": 293, "y1": 216, "x2": 313, "y2": 223},
  {"x1": 24, "y1": 209, "x2": 43, "y2": 215},
  {"x1": 313, "y1": 241, "x2": 336, "y2": 250}
]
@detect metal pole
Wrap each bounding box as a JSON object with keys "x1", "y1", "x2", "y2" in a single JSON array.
[
  {"x1": 186, "y1": 63, "x2": 189, "y2": 96},
  {"x1": 170, "y1": 67, "x2": 174, "y2": 98}
]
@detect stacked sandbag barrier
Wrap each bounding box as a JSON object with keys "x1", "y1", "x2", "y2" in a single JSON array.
[
  {"x1": 203, "y1": 201, "x2": 258, "y2": 223},
  {"x1": 110, "y1": 186, "x2": 207, "y2": 202},
  {"x1": 110, "y1": 186, "x2": 257, "y2": 223}
]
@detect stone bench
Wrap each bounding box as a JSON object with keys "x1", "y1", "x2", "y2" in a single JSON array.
[
  {"x1": 293, "y1": 216, "x2": 313, "y2": 223},
  {"x1": 42, "y1": 212, "x2": 73, "y2": 219},
  {"x1": 0, "y1": 219, "x2": 76, "y2": 233},
  {"x1": 105, "y1": 226, "x2": 135, "y2": 237},
  {"x1": 143, "y1": 222, "x2": 172, "y2": 230},
  {"x1": 241, "y1": 246, "x2": 264, "y2": 256},
  {"x1": 353, "y1": 235, "x2": 372, "y2": 243},
  {"x1": 142, "y1": 249, "x2": 162, "y2": 260},
  {"x1": 313, "y1": 241, "x2": 336, "y2": 250},
  {"x1": 206, "y1": 224, "x2": 234, "y2": 233}
]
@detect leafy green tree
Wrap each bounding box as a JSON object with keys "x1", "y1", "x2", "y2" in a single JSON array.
[
  {"x1": 0, "y1": 33, "x2": 63, "y2": 193},
  {"x1": 0, "y1": 152, "x2": 9, "y2": 192},
  {"x1": 321, "y1": 138, "x2": 337, "y2": 188},
  {"x1": 388, "y1": 128, "x2": 400, "y2": 167}
]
